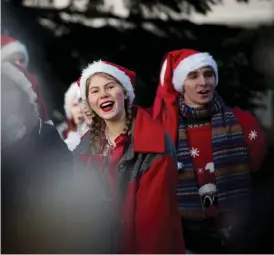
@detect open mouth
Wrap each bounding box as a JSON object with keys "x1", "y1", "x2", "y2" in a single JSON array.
[
  {"x1": 100, "y1": 101, "x2": 114, "y2": 112},
  {"x1": 198, "y1": 90, "x2": 210, "y2": 95}
]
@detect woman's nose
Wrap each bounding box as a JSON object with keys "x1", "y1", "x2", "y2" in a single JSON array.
[{"x1": 99, "y1": 89, "x2": 109, "y2": 99}]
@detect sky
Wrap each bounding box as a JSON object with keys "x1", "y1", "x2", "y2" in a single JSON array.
[{"x1": 52, "y1": 0, "x2": 274, "y2": 27}]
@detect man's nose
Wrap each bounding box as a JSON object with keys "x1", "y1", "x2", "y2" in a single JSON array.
[{"x1": 198, "y1": 74, "x2": 207, "y2": 86}]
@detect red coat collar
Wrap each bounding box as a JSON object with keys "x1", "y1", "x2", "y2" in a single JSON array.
[
  {"x1": 80, "y1": 106, "x2": 166, "y2": 155},
  {"x1": 133, "y1": 106, "x2": 165, "y2": 153}
]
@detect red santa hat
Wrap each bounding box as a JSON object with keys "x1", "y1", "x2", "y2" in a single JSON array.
[
  {"x1": 160, "y1": 48, "x2": 218, "y2": 92},
  {"x1": 64, "y1": 82, "x2": 81, "y2": 119},
  {"x1": 1, "y1": 62, "x2": 38, "y2": 116},
  {"x1": 79, "y1": 60, "x2": 136, "y2": 106},
  {"x1": 196, "y1": 163, "x2": 216, "y2": 196},
  {"x1": 1, "y1": 35, "x2": 29, "y2": 68},
  {"x1": 153, "y1": 49, "x2": 218, "y2": 143}
]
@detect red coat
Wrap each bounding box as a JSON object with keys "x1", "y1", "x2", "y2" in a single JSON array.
[
  {"x1": 74, "y1": 107, "x2": 185, "y2": 254},
  {"x1": 144, "y1": 106, "x2": 153, "y2": 116}
]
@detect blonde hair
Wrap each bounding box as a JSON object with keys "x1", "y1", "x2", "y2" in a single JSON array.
[{"x1": 85, "y1": 72, "x2": 133, "y2": 153}]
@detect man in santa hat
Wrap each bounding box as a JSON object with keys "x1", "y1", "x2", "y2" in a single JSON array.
[
  {"x1": 153, "y1": 48, "x2": 267, "y2": 253},
  {"x1": 1, "y1": 35, "x2": 49, "y2": 122},
  {"x1": 57, "y1": 81, "x2": 91, "y2": 151}
]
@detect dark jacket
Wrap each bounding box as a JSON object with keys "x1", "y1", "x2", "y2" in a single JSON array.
[
  {"x1": 1, "y1": 121, "x2": 73, "y2": 253},
  {"x1": 225, "y1": 172, "x2": 274, "y2": 254}
]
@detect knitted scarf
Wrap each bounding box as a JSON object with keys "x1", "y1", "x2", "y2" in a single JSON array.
[{"x1": 176, "y1": 94, "x2": 252, "y2": 220}]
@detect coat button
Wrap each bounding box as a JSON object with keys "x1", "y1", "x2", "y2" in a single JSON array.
[{"x1": 119, "y1": 164, "x2": 124, "y2": 169}]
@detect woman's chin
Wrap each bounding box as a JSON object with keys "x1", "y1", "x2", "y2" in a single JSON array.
[{"x1": 98, "y1": 109, "x2": 117, "y2": 121}]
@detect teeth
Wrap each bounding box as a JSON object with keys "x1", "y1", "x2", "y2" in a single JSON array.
[
  {"x1": 199, "y1": 90, "x2": 209, "y2": 94},
  {"x1": 101, "y1": 102, "x2": 111, "y2": 107},
  {"x1": 101, "y1": 102, "x2": 113, "y2": 108}
]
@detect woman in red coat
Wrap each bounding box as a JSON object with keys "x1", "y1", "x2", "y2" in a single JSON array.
[{"x1": 73, "y1": 60, "x2": 185, "y2": 254}]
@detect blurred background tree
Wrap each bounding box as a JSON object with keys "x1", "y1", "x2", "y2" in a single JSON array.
[{"x1": 1, "y1": 0, "x2": 273, "y2": 119}]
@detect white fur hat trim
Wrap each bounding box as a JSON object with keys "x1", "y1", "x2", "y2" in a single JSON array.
[
  {"x1": 64, "y1": 82, "x2": 80, "y2": 119},
  {"x1": 1, "y1": 62, "x2": 38, "y2": 116},
  {"x1": 172, "y1": 52, "x2": 218, "y2": 92},
  {"x1": 198, "y1": 183, "x2": 217, "y2": 196},
  {"x1": 79, "y1": 60, "x2": 135, "y2": 105}
]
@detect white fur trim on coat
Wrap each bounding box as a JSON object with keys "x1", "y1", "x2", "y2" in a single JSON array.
[
  {"x1": 64, "y1": 82, "x2": 80, "y2": 119},
  {"x1": 1, "y1": 62, "x2": 39, "y2": 116},
  {"x1": 80, "y1": 60, "x2": 135, "y2": 106},
  {"x1": 65, "y1": 131, "x2": 81, "y2": 151},
  {"x1": 198, "y1": 183, "x2": 217, "y2": 196},
  {"x1": 172, "y1": 52, "x2": 218, "y2": 92},
  {"x1": 1, "y1": 41, "x2": 29, "y2": 68}
]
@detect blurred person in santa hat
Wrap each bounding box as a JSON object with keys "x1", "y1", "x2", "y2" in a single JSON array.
[
  {"x1": 73, "y1": 60, "x2": 185, "y2": 253},
  {"x1": 1, "y1": 61, "x2": 74, "y2": 253},
  {"x1": 1, "y1": 35, "x2": 49, "y2": 122},
  {"x1": 57, "y1": 81, "x2": 91, "y2": 151},
  {"x1": 153, "y1": 48, "x2": 267, "y2": 253},
  {"x1": 1, "y1": 35, "x2": 29, "y2": 68}
]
